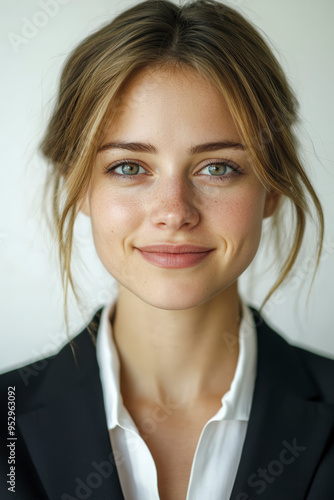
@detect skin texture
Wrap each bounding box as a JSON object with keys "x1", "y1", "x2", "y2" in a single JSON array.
[{"x1": 81, "y1": 66, "x2": 280, "y2": 500}]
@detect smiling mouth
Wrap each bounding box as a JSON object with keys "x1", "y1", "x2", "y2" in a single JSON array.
[{"x1": 135, "y1": 244, "x2": 214, "y2": 269}]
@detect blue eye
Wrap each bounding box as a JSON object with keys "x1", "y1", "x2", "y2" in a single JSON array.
[
  {"x1": 200, "y1": 163, "x2": 232, "y2": 176},
  {"x1": 113, "y1": 162, "x2": 146, "y2": 175}
]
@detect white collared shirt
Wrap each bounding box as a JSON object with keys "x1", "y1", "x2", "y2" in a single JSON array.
[{"x1": 96, "y1": 301, "x2": 257, "y2": 500}]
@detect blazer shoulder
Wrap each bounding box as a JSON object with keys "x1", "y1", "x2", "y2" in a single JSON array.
[
  {"x1": 291, "y1": 343, "x2": 334, "y2": 403},
  {"x1": 0, "y1": 308, "x2": 103, "y2": 415},
  {"x1": 253, "y1": 307, "x2": 334, "y2": 405}
]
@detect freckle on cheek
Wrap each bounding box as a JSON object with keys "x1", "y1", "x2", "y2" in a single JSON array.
[{"x1": 220, "y1": 198, "x2": 262, "y2": 231}]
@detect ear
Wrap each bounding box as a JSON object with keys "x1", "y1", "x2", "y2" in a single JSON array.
[
  {"x1": 78, "y1": 192, "x2": 91, "y2": 217},
  {"x1": 263, "y1": 190, "x2": 281, "y2": 219}
]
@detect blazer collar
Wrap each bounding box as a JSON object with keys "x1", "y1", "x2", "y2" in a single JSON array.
[
  {"x1": 17, "y1": 311, "x2": 124, "y2": 500},
  {"x1": 230, "y1": 310, "x2": 334, "y2": 500},
  {"x1": 17, "y1": 309, "x2": 334, "y2": 500}
]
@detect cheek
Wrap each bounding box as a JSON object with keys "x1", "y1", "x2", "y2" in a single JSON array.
[
  {"x1": 89, "y1": 187, "x2": 143, "y2": 250},
  {"x1": 209, "y1": 186, "x2": 266, "y2": 241}
]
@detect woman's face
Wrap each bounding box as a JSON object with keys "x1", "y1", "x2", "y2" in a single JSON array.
[{"x1": 82, "y1": 67, "x2": 278, "y2": 310}]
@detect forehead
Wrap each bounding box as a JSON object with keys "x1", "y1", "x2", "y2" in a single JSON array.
[
  {"x1": 122, "y1": 65, "x2": 215, "y2": 103},
  {"x1": 105, "y1": 66, "x2": 240, "y2": 145}
]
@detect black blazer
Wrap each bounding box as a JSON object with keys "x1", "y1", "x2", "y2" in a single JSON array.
[{"x1": 1, "y1": 309, "x2": 334, "y2": 500}]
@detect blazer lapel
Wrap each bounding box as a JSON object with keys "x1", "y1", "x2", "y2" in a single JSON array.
[
  {"x1": 230, "y1": 312, "x2": 334, "y2": 500},
  {"x1": 17, "y1": 323, "x2": 125, "y2": 500}
]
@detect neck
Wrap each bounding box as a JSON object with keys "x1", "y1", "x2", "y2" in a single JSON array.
[{"x1": 112, "y1": 282, "x2": 241, "y2": 407}]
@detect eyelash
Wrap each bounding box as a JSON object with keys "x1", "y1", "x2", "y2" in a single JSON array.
[
  {"x1": 104, "y1": 159, "x2": 243, "y2": 182},
  {"x1": 196, "y1": 159, "x2": 243, "y2": 181}
]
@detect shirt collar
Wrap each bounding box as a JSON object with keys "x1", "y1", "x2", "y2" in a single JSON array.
[
  {"x1": 96, "y1": 302, "x2": 122, "y2": 429},
  {"x1": 216, "y1": 301, "x2": 257, "y2": 421},
  {"x1": 96, "y1": 299, "x2": 257, "y2": 430}
]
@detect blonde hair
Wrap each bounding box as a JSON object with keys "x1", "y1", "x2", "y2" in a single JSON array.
[{"x1": 40, "y1": 0, "x2": 324, "y2": 311}]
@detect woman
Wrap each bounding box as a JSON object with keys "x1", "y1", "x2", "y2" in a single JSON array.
[{"x1": 1, "y1": 1, "x2": 333, "y2": 499}]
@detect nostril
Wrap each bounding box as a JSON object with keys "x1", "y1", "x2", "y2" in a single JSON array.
[{"x1": 150, "y1": 202, "x2": 200, "y2": 231}]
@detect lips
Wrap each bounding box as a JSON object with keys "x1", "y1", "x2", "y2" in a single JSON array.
[{"x1": 135, "y1": 244, "x2": 214, "y2": 269}]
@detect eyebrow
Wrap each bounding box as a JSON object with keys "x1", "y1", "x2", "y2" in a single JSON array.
[
  {"x1": 98, "y1": 140, "x2": 244, "y2": 154},
  {"x1": 189, "y1": 141, "x2": 244, "y2": 154}
]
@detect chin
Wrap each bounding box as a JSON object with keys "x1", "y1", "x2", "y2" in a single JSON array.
[
  {"x1": 114, "y1": 267, "x2": 240, "y2": 311},
  {"x1": 143, "y1": 297, "x2": 202, "y2": 311},
  {"x1": 132, "y1": 284, "x2": 222, "y2": 311}
]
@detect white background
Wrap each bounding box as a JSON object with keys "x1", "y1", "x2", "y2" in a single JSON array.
[{"x1": 0, "y1": 0, "x2": 333, "y2": 373}]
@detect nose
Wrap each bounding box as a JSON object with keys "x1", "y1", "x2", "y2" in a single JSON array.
[{"x1": 150, "y1": 177, "x2": 200, "y2": 231}]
